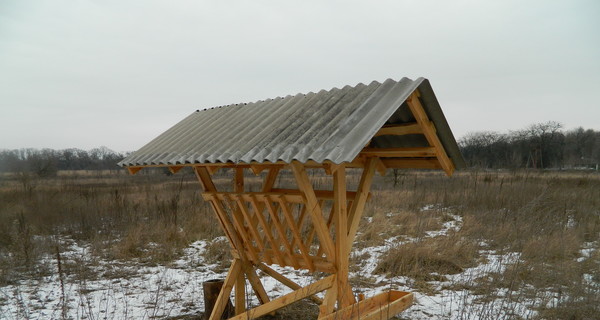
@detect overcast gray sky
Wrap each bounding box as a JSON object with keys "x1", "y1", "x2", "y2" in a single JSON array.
[{"x1": 1, "y1": 0, "x2": 599, "y2": 152}]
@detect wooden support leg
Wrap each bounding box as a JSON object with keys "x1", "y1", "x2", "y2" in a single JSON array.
[
  {"x1": 209, "y1": 259, "x2": 242, "y2": 320},
  {"x1": 333, "y1": 165, "x2": 354, "y2": 309},
  {"x1": 234, "y1": 271, "x2": 246, "y2": 315},
  {"x1": 256, "y1": 263, "x2": 323, "y2": 305},
  {"x1": 242, "y1": 263, "x2": 270, "y2": 305},
  {"x1": 319, "y1": 277, "x2": 338, "y2": 318}
]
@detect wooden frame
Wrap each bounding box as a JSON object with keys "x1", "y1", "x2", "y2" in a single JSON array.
[{"x1": 125, "y1": 88, "x2": 458, "y2": 319}]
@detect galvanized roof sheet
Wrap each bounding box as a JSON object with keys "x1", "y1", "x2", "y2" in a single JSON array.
[{"x1": 119, "y1": 77, "x2": 465, "y2": 168}]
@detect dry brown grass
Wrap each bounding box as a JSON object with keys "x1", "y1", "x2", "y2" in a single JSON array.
[{"x1": 1, "y1": 168, "x2": 599, "y2": 319}]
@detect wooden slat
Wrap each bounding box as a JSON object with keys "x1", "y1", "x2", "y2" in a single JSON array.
[
  {"x1": 290, "y1": 205, "x2": 308, "y2": 249},
  {"x1": 319, "y1": 291, "x2": 413, "y2": 320},
  {"x1": 263, "y1": 197, "x2": 300, "y2": 269},
  {"x1": 233, "y1": 196, "x2": 266, "y2": 252},
  {"x1": 227, "y1": 276, "x2": 335, "y2": 320},
  {"x1": 248, "y1": 195, "x2": 286, "y2": 266},
  {"x1": 347, "y1": 157, "x2": 377, "y2": 252},
  {"x1": 291, "y1": 161, "x2": 336, "y2": 262},
  {"x1": 271, "y1": 188, "x2": 358, "y2": 201},
  {"x1": 303, "y1": 199, "x2": 324, "y2": 253},
  {"x1": 225, "y1": 195, "x2": 259, "y2": 262},
  {"x1": 406, "y1": 91, "x2": 455, "y2": 175},
  {"x1": 202, "y1": 189, "x2": 358, "y2": 203},
  {"x1": 374, "y1": 122, "x2": 423, "y2": 136},
  {"x1": 316, "y1": 202, "x2": 336, "y2": 258},
  {"x1": 381, "y1": 159, "x2": 442, "y2": 169},
  {"x1": 256, "y1": 263, "x2": 323, "y2": 304},
  {"x1": 209, "y1": 258, "x2": 242, "y2": 320},
  {"x1": 360, "y1": 147, "x2": 436, "y2": 158},
  {"x1": 276, "y1": 197, "x2": 315, "y2": 271}
]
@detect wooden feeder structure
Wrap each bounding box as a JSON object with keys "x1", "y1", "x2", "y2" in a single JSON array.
[{"x1": 119, "y1": 78, "x2": 465, "y2": 319}]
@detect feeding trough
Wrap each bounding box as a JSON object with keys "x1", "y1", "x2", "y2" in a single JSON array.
[{"x1": 119, "y1": 77, "x2": 465, "y2": 319}]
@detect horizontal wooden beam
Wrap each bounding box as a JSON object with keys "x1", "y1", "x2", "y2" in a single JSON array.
[
  {"x1": 374, "y1": 123, "x2": 423, "y2": 137},
  {"x1": 381, "y1": 159, "x2": 442, "y2": 169},
  {"x1": 203, "y1": 189, "x2": 357, "y2": 203},
  {"x1": 360, "y1": 147, "x2": 436, "y2": 158}
]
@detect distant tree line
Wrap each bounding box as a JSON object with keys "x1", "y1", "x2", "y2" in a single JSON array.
[
  {"x1": 1, "y1": 121, "x2": 599, "y2": 176},
  {"x1": 0, "y1": 146, "x2": 127, "y2": 177},
  {"x1": 459, "y1": 121, "x2": 600, "y2": 169}
]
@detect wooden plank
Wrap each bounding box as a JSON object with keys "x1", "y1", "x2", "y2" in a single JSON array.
[
  {"x1": 290, "y1": 205, "x2": 308, "y2": 249},
  {"x1": 225, "y1": 195, "x2": 259, "y2": 262},
  {"x1": 406, "y1": 91, "x2": 455, "y2": 175},
  {"x1": 248, "y1": 195, "x2": 286, "y2": 266},
  {"x1": 271, "y1": 188, "x2": 358, "y2": 201},
  {"x1": 360, "y1": 147, "x2": 436, "y2": 158},
  {"x1": 227, "y1": 276, "x2": 335, "y2": 320},
  {"x1": 319, "y1": 291, "x2": 413, "y2": 320},
  {"x1": 347, "y1": 158, "x2": 377, "y2": 252},
  {"x1": 381, "y1": 159, "x2": 442, "y2": 169},
  {"x1": 256, "y1": 263, "x2": 323, "y2": 305},
  {"x1": 316, "y1": 202, "x2": 335, "y2": 258},
  {"x1": 291, "y1": 161, "x2": 336, "y2": 262},
  {"x1": 374, "y1": 122, "x2": 422, "y2": 136},
  {"x1": 263, "y1": 197, "x2": 300, "y2": 269},
  {"x1": 208, "y1": 258, "x2": 241, "y2": 320},
  {"x1": 203, "y1": 190, "x2": 358, "y2": 203},
  {"x1": 319, "y1": 280, "x2": 338, "y2": 318},
  {"x1": 276, "y1": 197, "x2": 315, "y2": 271},
  {"x1": 234, "y1": 197, "x2": 266, "y2": 252}
]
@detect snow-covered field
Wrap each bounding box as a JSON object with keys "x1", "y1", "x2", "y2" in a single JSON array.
[{"x1": 0, "y1": 205, "x2": 593, "y2": 319}]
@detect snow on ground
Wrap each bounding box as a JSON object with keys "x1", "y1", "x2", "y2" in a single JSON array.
[{"x1": 0, "y1": 205, "x2": 552, "y2": 319}]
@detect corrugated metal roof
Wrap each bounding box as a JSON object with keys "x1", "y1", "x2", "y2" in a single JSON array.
[{"x1": 119, "y1": 77, "x2": 465, "y2": 168}]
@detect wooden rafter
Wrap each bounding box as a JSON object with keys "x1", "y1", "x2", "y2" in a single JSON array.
[
  {"x1": 406, "y1": 91, "x2": 455, "y2": 175},
  {"x1": 360, "y1": 147, "x2": 437, "y2": 158}
]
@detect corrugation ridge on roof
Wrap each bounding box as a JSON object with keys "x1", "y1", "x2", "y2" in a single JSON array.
[
  {"x1": 124, "y1": 112, "x2": 199, "y2": 166},
  {"x1": 332, "y1": 78, "x2": 423, "y2": 163},
  {"x1": 257, "y1": 88, "x2": 338, "y2": 162},
  {"x1": 225, "y1": 94, "x2": 306, "y2": 163},
  {"x1": 287, "y1": 84, "x2": 367, "y2": 161},
  {"x1": 312, "y1": 81, "x2": 382, "y2": 162},
  {"x1": 224, "y1": 93, "x2": 307, "y2": 163},
  {"x1": 240, "y1": 92, "x2": 321, "y2": 163}
]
